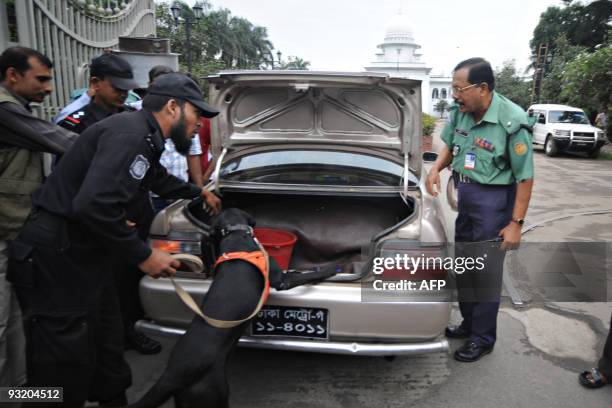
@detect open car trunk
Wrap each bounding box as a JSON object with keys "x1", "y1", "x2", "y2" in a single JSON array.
[{"x1": 218, "y1": 191, "x2": 414, "y2": 274}]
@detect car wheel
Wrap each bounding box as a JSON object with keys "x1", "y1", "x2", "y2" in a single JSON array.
[
  {"x1": 587, "y1": 147, "x2": 601, "y2": 159},
  {"x1": 545, "y1": 136, "x2": 558, "y2": 157}
]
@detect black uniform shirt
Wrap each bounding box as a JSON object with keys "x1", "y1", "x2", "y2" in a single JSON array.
[
  {"x1": 33, "y1": 110, "x2": 202, "y2": 264},
  {"x1": 57, "y1": 99, "x2": 153, "y2": 237},
  {"x1": 57, "y1": 99, "x2": 115, "y2": 134}
]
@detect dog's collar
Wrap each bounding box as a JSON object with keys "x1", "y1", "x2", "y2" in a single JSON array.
[{"x1": 219, "y1": 224, "x2": 254, "y2": 238}]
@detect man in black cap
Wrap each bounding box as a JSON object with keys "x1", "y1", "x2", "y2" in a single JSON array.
[
  {"x1": 57, "y1": 53, "x2": 139, "y2": 133},
  {"x1": 7, "y1": 73, "x2": 221, "y2": 407},
  {"x1": 58, "y1": 55, "x2": 164, "y2": 356}
]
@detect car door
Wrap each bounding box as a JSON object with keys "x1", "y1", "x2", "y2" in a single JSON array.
[{"x1": 533, "y1": 111, "x2": 547, "y2": 145}]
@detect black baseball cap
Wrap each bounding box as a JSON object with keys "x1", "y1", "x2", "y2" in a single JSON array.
[
  {"x1": 148, "y1": 65, "x2": 174, "y2": 83},
  {"x1": 89, "y1": 53, "x2": 139, "y2": 91},
  {"x1": 147, "y1": 73, "x2": 219, "y2": 118}
]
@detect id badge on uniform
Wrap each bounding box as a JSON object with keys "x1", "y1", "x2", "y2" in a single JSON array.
[{"x1": 464, "y1": 152, "x2": 476, "y2": 170}]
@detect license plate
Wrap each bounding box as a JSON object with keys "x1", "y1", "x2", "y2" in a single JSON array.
[{"x1": 250, "y1": 306, "x2": 329, "y2": 339}]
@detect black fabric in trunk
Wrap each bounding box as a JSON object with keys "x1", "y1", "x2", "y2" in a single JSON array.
[{"x1": 222, "y1": 192, "x2": 413, "y2": 270}]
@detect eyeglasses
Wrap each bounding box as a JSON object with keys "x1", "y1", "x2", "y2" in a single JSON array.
[{"x1": 451, "y1": 83, "x2": 480, "y2": 95}]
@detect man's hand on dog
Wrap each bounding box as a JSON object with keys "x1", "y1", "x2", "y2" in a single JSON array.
[
  {"x1": 139, "y1": 248, "x2": 180, "y2": 279},
  {"x1": 201, "y1": 189, "x2": 222, "y2": 215}
]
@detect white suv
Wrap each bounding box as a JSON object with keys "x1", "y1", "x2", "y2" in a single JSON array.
[{"x1": 528, "y1": 104, "x2": 605, "y2": 158}]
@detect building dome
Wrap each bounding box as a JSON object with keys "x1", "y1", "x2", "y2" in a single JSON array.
[{"x1": 384, "y1": 13, "x2": 414, "y2": 41}]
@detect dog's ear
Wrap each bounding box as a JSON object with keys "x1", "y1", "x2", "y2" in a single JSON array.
[
  {"x1": 247, "y1": 212, "x2": 256, "y2": 228},
  {"x1": 235, "y1": 208, "x2": 256, "y2": 228}
]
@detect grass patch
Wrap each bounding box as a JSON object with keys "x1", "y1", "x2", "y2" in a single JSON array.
[{"x1": 597, "y1": 150, "x2": 612, "y2": 160}]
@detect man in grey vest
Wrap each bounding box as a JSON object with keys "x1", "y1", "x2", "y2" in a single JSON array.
[{"x1": 0, "y1": 46, "x2": 76, "y2": 387}]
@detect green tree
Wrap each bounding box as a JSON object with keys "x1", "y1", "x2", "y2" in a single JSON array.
[
  {"x1": 559, "y1": 44, "x2": 612, "y2": 119},
  {"x1": 155, "y1": 1, "x2": 289, "y2": 75},
  {"x1": 530, "y1": 0, "x2": 611, "y2": 58},
  {"x1": 281, "y1": 56, "x2": 311, "y2": 70},
  {"x1": 434, "y1": 99, "x2": 448, "y2": 118},
  {"x1": 422, "y1": 113, "x2": 436, "y2": 136},
  {"x1": 539, "y1": 35, "x2": 587, "y2": 105},
  {"x1": 494, "y1": 60, "x2": 531, "y2": 109}
]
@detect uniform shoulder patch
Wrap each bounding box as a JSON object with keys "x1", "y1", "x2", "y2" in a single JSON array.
[
  {"x1": 514, "y1": 142, "x2": 527, "y2": 156},
  {"x1": 129, "y1": 154, "x2": 150, "y2": 180},
  {"x1": 63, "y1": 111, "x2": 84, "y2": 125}
]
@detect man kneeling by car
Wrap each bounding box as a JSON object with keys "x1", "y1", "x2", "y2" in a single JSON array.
[{"x1": 7, "y1": 73, "x2": 221, "y2": 407}]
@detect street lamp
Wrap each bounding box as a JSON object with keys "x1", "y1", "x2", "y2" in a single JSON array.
[
  {"x1": 268, "y1": 50, "x2": 282, "y2": 69},
  {"x1": 171, "y1": 1, "x2": 204, "y2": 74}
]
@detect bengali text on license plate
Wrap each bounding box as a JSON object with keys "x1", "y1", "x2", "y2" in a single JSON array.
[{"x1": 251, "y1": 306, "x2": 329, "y2": 339}]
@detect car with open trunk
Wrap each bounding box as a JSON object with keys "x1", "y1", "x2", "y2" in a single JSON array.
[{"x1": 137, "y1": 71, "x2": 452, "y2": 356}]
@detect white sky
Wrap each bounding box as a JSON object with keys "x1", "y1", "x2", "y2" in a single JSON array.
[{"x1": 181, "y1": 0, "x2": 566, "y2": 74}]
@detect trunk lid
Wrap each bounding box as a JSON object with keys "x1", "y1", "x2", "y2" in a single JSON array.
[{"x1": 206, "y1": 71, "x2": 423, "y2": 175}]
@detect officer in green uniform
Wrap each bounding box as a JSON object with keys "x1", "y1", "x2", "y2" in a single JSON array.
[{"x1": 426, "y1": 58, "x2": 534, "y2": 362}]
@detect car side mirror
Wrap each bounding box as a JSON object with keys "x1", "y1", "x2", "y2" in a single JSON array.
[
  {"x1": 422, "y1": 151, "x2": 438, "y2": 162},
  {"x1": 538, "y1": 115, "x2": 545, "y2": 124}
]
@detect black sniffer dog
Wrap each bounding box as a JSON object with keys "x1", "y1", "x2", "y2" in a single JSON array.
[{"x1": 128, "y1": 208, "x2": 335, "y2": 408}]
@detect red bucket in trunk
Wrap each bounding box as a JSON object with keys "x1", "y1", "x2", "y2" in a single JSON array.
[{"x1": 253, "y1": 228, "x2": 297, "y2": 270}]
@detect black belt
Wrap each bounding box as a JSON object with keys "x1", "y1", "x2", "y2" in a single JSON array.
[
  {"x1": 28, "y1": 207, "x2": 67, "y2": 230},
  {"x1": 453, "y1": 171, "x2": 478, "y2": 184}
]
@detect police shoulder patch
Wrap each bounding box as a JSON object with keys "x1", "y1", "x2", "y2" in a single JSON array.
[
  {"x1": 64, "y1": 113, "x2": 81, "y2": 125},
  {"x1": 514, "y1": 142, "x2": 527, "y2": 156},
  {"x1": 129, "y1": 154, "x2": 150, "y2": 180}
]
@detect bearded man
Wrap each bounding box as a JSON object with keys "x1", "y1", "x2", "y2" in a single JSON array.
[{"x1": 7, "y1": 73, "x2": 221, "y2": 407}]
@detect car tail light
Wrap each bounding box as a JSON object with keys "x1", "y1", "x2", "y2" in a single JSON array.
[
  {"x1": 374, "y1": 241, "x2": 448, "y2": 281},
  {"x1": 150, "y1": 238, "x2": 201, "y2": 255}
]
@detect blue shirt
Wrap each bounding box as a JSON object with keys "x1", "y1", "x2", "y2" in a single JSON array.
[{"x1": 54, "y1": 92, "x2": 90, "y2": 123}]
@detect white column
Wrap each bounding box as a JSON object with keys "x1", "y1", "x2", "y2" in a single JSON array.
[{"x1": 0, "y1": 0, "x2": 9, "y2": 51}]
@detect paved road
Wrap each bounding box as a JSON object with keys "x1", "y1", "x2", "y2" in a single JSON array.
[{"x1": 126, "y1": 121, "x2": 612, "y2": 408}]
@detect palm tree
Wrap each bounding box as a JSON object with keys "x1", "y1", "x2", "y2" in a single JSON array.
[
  {"x1": 155, "y1": 2, "x2": 298, "y2": 73},
  {"x1": 250, "y1": 26, "x2": 274, "y2": 69},
  {"x1": 282, "y1": 56, "x2": 311, "y2": 70}
]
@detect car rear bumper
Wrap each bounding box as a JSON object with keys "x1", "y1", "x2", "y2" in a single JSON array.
[
  {"x1": 140, "y1": 276, "x2": 452, "y2": 342},
  {"x1": 135, "y1": 319, "x2": 449, "y2": 356}
]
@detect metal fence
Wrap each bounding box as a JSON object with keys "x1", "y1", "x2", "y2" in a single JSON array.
[{"x1": 1, "y1": 0, "x2": 156, "y2": 119}]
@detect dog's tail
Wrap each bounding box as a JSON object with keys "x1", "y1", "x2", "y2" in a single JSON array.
[{"x1": 126, "y1": 376, "x2": 177, "y2": 408}]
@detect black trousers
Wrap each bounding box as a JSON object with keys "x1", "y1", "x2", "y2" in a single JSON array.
[
  {"x1": 113, "y1": 261, "x2": 145, "y2": 335},
  {"x1": 113, "y1": 215, "x2": 150, "y2": 336},
  {"x1": 454, "y1": 182, "x2": 515, "y2": 347},
  {"x1": 7, "y1": 211, "x2": 131, "y2": 407},
  {"x1": 598, "y1": 313, "x2": 612, "y2": 378}
]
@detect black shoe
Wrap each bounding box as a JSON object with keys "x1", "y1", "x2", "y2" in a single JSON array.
[
  {"x1": 99, "y1": 392, "x2": 128, "y2": 407},
  {"x1": 445, "y1": 324, "x2": 470, "y2": 339},
  {"x1": 453, "y1": 341, "x2": 494, "y2": 362},
  {"x1": 125, "y1": 330, "x2": 162, "y2": 355}
]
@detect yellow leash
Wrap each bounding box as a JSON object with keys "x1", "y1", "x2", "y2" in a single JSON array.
[{"x1": 169, "y1": 238, "x2": 269, "y2": 329}]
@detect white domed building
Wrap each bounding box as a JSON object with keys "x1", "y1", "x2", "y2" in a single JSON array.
[{"x1": 364, "y1": 13, "x2": 453, "y2": 116}]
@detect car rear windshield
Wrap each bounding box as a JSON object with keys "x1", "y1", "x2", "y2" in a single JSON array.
[
  {"x1": 219, "y1": 150, "x2": 416, "y2": 187},
  {"x1": 548, "y1": 110, "x2": 590, "y2": 125}
]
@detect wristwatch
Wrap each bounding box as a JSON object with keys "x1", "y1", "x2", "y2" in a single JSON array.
[{"x1": 512, "y1": 218, "x2": 525, "y2": 226}]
